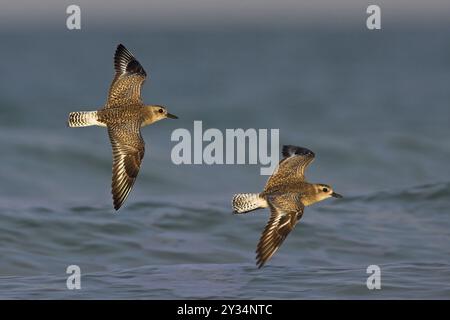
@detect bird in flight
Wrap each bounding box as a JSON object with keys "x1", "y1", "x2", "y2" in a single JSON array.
[
  {"x1": 68, "y1": 44, "x2": 177, "y2": 210},
  {"x1": 232, "y1": 145, "x2": 343, "y2": 268}
]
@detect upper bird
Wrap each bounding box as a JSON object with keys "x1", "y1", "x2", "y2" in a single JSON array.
[
  {"x1": 232, "y1": 145, "x2": 343, "y2": 268},
  {"x1": 68, "y1": 44, "x2": 177, "y2": 210}
]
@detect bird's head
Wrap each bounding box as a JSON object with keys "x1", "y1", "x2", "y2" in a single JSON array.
[
  {"x1": 145, "y1": 105, "x2": 178, "y2": 123},
  {"x1": 305, "y1": 183, "x2": 343, "y2": 205}
]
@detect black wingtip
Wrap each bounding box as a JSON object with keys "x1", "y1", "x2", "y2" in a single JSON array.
[
  {"x1": 255, "y1": 251, "x2": 266, "y2": 269},
  {"x1": 115, "y1": 44, "x2": 129, "y2": 60},
  {"x1": 113, "y1": 199, "x2": 122, "y2": 211},
  {"x1": 115, "y1": 44, "x2": 147, "y2": 77},
  {"x1": 256, "y1": 258, "x2": 265, "y2": 269},
  {"x1": 282, "y1": 145, "x2": 315, "y2": 158},
  {"x1": 113, "y1": 43, "x2": 147, "y2": 76}
]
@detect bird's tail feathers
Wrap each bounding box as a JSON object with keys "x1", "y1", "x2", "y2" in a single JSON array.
[
  {"x1": 68, "y1": 111, "x2": 104, "y2": 127},
  {"x1": 232, "y1": 193, "x2": 267, "y2": 214}
]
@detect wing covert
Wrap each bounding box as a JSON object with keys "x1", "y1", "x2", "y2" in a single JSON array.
[{"x1": 264, "y1": 145, "x2": 315, "y2": 192}]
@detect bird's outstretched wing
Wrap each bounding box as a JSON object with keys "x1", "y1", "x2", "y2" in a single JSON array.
[
  {"x1": 108, "y1": 123, "x2": 145, "y2": 210},
  {"x1": 256, "y1": 193, "x2": 304, "y2": 268},
  {"x1": 264, "y1": 145, "x2": 315, "y2": 192},
  {"x1": 105, "y1": 44, "x2": 147, "y2": 109}
]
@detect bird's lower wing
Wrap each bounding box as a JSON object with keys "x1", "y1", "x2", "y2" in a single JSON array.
[
  {"x1": 108, "y1": 125, "x2": 145, "y2": 210},
  {"x1": 256, "y1": 194, "x2": 304, "y2": 268}
]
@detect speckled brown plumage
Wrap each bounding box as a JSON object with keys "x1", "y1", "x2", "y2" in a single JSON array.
[
  {"x1": 68, "y1": 44, "x2": 177, "y2": 210},
  {"x1": 255, "y1": 193, "x2": 304, "y2": 268},
  {"x1": 106, "y1": 44, "x2": 147, "y2": 109},
  {"x1": 232, "y1": 145, "x2": 343, "y2": 268}
]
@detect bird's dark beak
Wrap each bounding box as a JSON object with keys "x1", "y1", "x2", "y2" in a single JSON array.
[
  {"x1": 166, "y1": 113, "x2": 178, "y2": 119},
  {"x1": 331, "y1": 192, "x2": 343, "y2": 198}
]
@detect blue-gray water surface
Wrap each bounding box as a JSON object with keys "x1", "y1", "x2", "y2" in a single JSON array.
[{"x1": 0, "y1": 28, "x2": 449, "y2": 299}]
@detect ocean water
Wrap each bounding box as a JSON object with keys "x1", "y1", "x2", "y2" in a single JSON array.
[{"x1": 0, "y1": 28, "x2": 450, "y2": 299}]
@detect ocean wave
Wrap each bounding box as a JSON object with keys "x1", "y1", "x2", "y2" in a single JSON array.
[
  {"x1": 360, "y1": 181, "x2": 450, "y2": 203},
  {"x1": 1, "y1": 261, "x2": 449, "y2": 299}
]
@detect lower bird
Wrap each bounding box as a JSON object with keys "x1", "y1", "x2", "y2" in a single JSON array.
[
  {"x1": 68, "y1": 44, "x2": 177, "y2": 210},
  {"x1": 232, "y1": 145, "x2": 343, "y2": 268}
]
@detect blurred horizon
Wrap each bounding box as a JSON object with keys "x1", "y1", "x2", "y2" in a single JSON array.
[{"x1": 1, "y1": 0, "x2": 450, "y2": 31}]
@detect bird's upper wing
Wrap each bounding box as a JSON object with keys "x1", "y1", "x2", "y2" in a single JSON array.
[
  {"x1": 264, "y1": 145, "x2": 315, "y2": 192},
  {"x1": 105, "y1": 44, "x2": 147, "y2": 109},
  {"x1": 108, "y1": 122, "x2": 145, "y2": 210},
  {"x1": 256, "y1": 193, "x2": 304, "y2": 268}
]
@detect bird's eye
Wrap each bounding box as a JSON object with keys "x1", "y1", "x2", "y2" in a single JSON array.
[
  {"x1": 158, "y1": 109, "x2": 164, "y2": 113},
  {"x1": 322, "y1": 188, "x2": 329, "y2": 192}
]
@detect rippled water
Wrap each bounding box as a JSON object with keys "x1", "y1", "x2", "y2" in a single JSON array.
[{"x1": 0, "y1": 28, "x2": 449, "y2": 299}]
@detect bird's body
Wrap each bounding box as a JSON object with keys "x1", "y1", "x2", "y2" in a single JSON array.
[
  {"x1": 68, "y1": 44, "x2": 177, "y2": 210},
  {"x1": 96, "y1": 105, "x2": 156, "y2": 126},
  {"x1": 232, "y1": 145, "x2": 342, "y2": 268}
]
